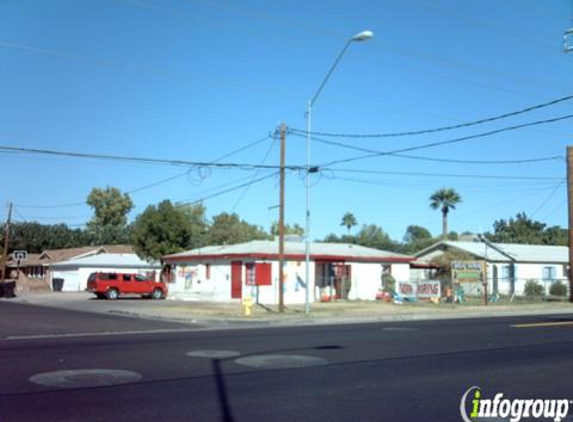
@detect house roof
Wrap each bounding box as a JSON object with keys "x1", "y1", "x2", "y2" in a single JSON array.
[
  {"x1": 415, "y1": 240, "x2": 569, "y2": 264},
  {"x1": 7, "y1": 245, "x2": 135, "y2": 267},
  {"x1": 50, "y1": 253, "x2": 159, "y2": 269},
  {"x1": 163, "y1": 240, "x2": 414, "y2": 263}
]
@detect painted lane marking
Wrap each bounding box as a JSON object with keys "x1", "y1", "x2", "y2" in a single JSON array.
[
  {"x1": 5, "y1": 327, "x2": 200, "y2": 340},
  {"x1": 511, "y1": 321, "x2": 573, "y2": 328}
]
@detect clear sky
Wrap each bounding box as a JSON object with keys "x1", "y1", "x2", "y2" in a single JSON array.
[{"x1": 1, "y1": 0, "x2": 573, "y2": 242}]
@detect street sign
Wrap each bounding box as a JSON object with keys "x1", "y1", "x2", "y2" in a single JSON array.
[
  {"x1": 13, "y1": 250, "x2": 28, "y2": 261},
  {"x1": 452, "y1": 261, "x2": 483, "y2": 283}
]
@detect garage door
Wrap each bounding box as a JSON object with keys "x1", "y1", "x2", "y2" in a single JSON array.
[{"x1": 53, "y1": 271, "x2": 81, "y2": 292}]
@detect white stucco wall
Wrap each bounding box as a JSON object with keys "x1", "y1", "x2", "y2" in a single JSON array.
[
  {"x1": 481, "y1": 262, "x2": 567, "y2": 296},
  {"x1": 171, "y1": 260, "x2": 409, "y2": 304}
]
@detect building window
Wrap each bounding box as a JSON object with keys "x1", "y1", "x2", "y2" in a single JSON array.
[
  {"x1": 501, "y1": 265, "x2": 511, "y2": 281},
  {"x1": 245, "y1": 263, "x2": 272, "y2": 286},
  {"x1": 246, "y1": 263, "x2": 256, "y2": 286},
  {"x1": 543, "y1": 266, "x2": 557, "y2": 281}
]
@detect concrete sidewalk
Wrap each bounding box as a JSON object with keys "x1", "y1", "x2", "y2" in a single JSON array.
[{"x1": 5, "y1": 291, "x2": 573, "y2": 328}]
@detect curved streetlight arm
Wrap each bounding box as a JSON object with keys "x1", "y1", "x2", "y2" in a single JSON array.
[{"x1": 308, "y1": 39, "x2": 353, "y2": 109}]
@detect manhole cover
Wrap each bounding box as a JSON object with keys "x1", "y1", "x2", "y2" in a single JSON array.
[
  {"x1": 186, "y1": 350, "x2": 241, "y2": 359},
  {"x1": 29, "y1": 369, "x2": 142, "y2": 388},
  {"x1": 235, "y1": 354, "x2": 328, "y2": 369}
]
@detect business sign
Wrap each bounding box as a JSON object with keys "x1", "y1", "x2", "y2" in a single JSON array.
[
  {"x1": 452, "y1": 261, "x2": 484, "y2": 283},
  {"x1": 397, "y1": 280, "x2": 441, "y2": 300},
  {"x1": 416, "y1": 280, "x2": 441, "y2": 299},
  {"x1": 398, "y1": 281, "x2": 417, "y2": 301}
]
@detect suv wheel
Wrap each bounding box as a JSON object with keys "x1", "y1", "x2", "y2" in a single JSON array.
[
  {"x1": 106, "y1": 288, "x2": 119, "y2": 300},
  {"x1": 151, "y1": 289, "x2": 163, "y2": 300}
]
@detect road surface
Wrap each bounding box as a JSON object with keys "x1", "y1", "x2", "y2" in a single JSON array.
[{"x1": 1, "y1": 301, "x2": 573, "y2": 421}]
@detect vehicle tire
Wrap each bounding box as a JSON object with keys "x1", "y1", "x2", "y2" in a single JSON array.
[
  {"x1": 106, "y1": 288, "x2": 119, "y2": 300},
  {"x1": 151, "y1": 289, "x2": 163, "y2": 300}
]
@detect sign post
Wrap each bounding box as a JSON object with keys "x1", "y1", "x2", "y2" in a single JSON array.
[{"x1": 12, "y1": 250, "x2": 27, "y2": 280}]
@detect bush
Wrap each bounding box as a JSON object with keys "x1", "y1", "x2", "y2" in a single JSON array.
[
  {"x1": 549, "y1": 281, "x2": 568, "y2": 297},
  {"x1": 382, "y1": 273, "x2": 396, "y2": 293},
  {"x1": 524, "y1": 280, "x2": 544, "y2": 298}
]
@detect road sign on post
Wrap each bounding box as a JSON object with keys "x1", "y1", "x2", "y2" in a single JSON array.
[{"x1": 13, "y1": 251, "x2": 28, "y2": 262}]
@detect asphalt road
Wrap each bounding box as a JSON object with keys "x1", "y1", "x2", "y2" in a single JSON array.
[{"x1": 2, "y1": 301, "x2": 573, "y2": 422}]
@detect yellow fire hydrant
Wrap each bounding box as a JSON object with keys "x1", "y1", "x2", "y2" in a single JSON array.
[{"x1": 243, "y1": 297, "x2": 253, "y2": 317}]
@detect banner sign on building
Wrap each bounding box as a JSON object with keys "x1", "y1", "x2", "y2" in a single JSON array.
[
  {"x1": 397, "y1": 280, "x2": 441, "y2": 301},
  {"x1": 416, "y1": 280, "x2": 441, "y2": 299},
  {"x1": 452, "y1": 261, "x2": 484, "y2": 283}
]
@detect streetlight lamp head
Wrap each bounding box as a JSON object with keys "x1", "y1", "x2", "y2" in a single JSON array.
[{"x1": 352, "y1": 30, "x2": 374, "y2": 42}]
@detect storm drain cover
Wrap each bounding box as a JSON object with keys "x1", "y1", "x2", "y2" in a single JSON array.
[
  {"x1": 235, "y1": 354, "x2": 328, "y2": 369},
  {"x1": 29, "y1": 369, "x2": 141, "y2": 388},
  {"x1": 186, "y1": 350, "x2": 241, "y2": 359}
]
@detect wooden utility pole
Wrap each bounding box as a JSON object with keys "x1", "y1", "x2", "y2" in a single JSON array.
[
  {"x1": 278, "y1": 124, "x2": 286, "y2": 313},
  {"x1": 1, "y1": 203, "x2": 13, "y2": 284},
  {"x1": 567, "y1": 146, "x2": 573, "y2": 303}
]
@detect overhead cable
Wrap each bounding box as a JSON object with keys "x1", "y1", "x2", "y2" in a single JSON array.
[
  {"x1": 297, "y1": 133, "x2": 564, "y2": 165},
  {"x1": 289, "y1": 94, "x2": 573, "y2": 138},
  {"x1": 0, "y1": 143, "x2": 305, "y2": 171},
  {"x1": 319, "y1": 113, "x2": 573, "y2": 168}
]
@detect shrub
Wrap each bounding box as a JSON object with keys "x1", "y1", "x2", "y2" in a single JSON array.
[
  {"x1": 382, "y1": 273, "x2": 396, "y2": 293},
  {"x1": 524, "y1": 280, "x2": 544, "y2": 298},
  {"x1": 549, "y1": 281, "x2": 568, "y2": 297}
]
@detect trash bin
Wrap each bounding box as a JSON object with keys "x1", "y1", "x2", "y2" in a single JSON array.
[
  {"x1": 52, "y1": 278, "x2": 64, "y2": 292},
  {"x1": 0, "y1": 281, "x2": 16, "y2": 298}
]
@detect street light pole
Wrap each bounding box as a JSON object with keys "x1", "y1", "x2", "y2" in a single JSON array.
[{"x1": 304, "y1": 30, "x2": 374, "y2": 315}]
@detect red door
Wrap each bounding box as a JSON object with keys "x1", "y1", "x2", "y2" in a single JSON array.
[{"x1": 231, "y1": 261, "x2": 243, "y2": 299}]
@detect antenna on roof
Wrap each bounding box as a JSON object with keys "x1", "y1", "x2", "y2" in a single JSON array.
[
  {"x1": 565, "y1": 1, "x2": 573, "y2": 53},
  {"x1": 564, "y1": 27, "x2": 573, "y2": 53}
]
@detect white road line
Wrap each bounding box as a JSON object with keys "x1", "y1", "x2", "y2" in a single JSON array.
[{"x1": 4, "y1": 327, "x2": 201, "y2": 340}]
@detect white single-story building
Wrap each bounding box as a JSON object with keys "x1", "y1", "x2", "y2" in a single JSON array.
[
  {"x1": 162, "y1": 240, "x2": 414, "y2": 304},
  {"x1": 415, "y1": 240, "x2": 570, "y2": 296},
  {"x1": 50, "y1": 253, "x2": 161, "y2": 292}
]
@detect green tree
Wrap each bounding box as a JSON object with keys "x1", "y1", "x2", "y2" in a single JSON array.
[
  {"x1": 403, "y1": 225, "x2": 432, "y2": 244},
  {"x1": 206, "y1": 212, "x2": 269, "y2": 245},
  {"x1": 486, "y1": 212, "x2": 567, "y2": 245},
  {"x1": 131, "y1": 201, "x2": 206, "y2": 261},
  {"x1": 429, "y1": 188, "x2": 462, "y2": 239},
  {"x1": 355, "y1": 224, "x2": 399, "y2": 251},
  {"x1": 402, "y1": 225, "x2": 435, "y2": 254},
  {"x1": 86, "y1": 187, "x2": 134, "y2": 244},
  {"x1": 340, "y1": 212, "x2": 357, "y2": 235},
  {"x1": 5, "y1": 222, "x2": 89, "y2": 253},
  {"x1": 270, "y1": 222, "x2": 305, "y2": 236}
]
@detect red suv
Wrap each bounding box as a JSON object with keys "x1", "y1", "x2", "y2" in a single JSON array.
[{"x1": 87, "y1": 272, "x2": 167, "y2": 300}]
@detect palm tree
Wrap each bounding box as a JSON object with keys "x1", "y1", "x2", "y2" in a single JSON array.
[
  {"x1": 429, "y1": 188, "x2": 462, "y2": 239},
  {"x1": 340, "y1": 212, "x2": 357, "y2": 235}
]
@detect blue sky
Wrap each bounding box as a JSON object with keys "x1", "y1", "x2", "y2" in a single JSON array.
[{"x1": 1, "y1": 0, "x2": 573, "y2": 242}]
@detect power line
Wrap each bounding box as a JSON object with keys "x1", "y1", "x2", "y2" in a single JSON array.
[
  {"x1": 177, "y1": 171, "x2": 279, "y2": 206},
  {"x1": 0, "y1": 141, "x2": 305, "y2": 171},
  {"x1": 13, "y1": 134, "x2": 274, "y2": 210},
  {"x1": 289, "y1": 94, "x2": 573, "y2": 139},
  {"x1": 187, "y1": 0, "x2": 569, "y2": 95},
  {"x1": 320, "y1": 113, "x2": 573, "y2": 168},
  {"x1": 230, "y1": 135, "x2": 278, "y2": 213},
  {"x1": 530, "y1": 180, "x2": 566, "y2": 218},
  {"x1": 330, "y1": 169, "x2": 564, "y2": 181},
  {"x1": 299, "y1": 133, "x2": 564, "y2": 165}
]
